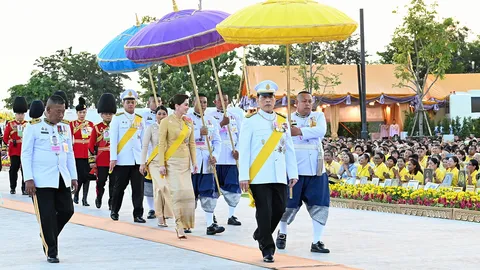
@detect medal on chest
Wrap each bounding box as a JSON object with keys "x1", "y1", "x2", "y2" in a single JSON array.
[
  {"x1": 103, "y1": 127, "x2": 110, "y2": 141},
  {"x1": 16, "y1": 124, "x2": 24, "y2": 137}
]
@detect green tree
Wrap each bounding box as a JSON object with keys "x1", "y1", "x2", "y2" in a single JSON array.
[
  {"x1": 387, "y1": 0, "x2": 463, "y2": 136},
  {"x1": 138, "y1": 51, "x2": 241, "y2": 106}
]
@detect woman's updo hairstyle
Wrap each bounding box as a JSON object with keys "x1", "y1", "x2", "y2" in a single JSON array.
[{"x1": 168, "y1": 94, "x2": 189, "y2": 110}]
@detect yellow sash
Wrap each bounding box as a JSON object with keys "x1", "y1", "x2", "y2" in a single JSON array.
[
  {"x1": 145, "y1": 121, "x2": 189, "y2": 180},
  {"x1": 248, "y1": 116, "x2": 287, "y2": 207},
  {"x1": 117, "y1": 115, "x2": 142, "y2": 154},
  {"x1": 73, "y1": 121, "x2": 88, "y2": 135}
]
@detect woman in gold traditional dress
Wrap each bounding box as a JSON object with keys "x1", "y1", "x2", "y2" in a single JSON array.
[
  {"x1": 140, "y1": 105, "x2": 174, "y2": 227},
  {"x1": 158, "y1": 94, "x2": 197, "y2": 239}
]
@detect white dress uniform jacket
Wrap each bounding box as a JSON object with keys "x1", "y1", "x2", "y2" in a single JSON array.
[
  {"x1": 206, "y1": 109, "x2": 242, "y2": 165},
  {"x1": 291, "y1": 111, "x2": 327, "y2": 176},
  {"x1": 238, "y1": 110, "x2": 298, "y2": 185},
  {"x1": 187, "y1": 112, "x2": 221, "y2": 174},
  {"x1": 109, "y1": 111, "x2": 144, "y2": 166},
  {"x1": 21, "y1": 119, "x2": 77, "y2": 188},
  {"x1": 141, "y1": 110, "x2": 156, "y2": 156}
]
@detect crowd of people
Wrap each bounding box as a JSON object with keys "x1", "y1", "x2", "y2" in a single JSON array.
[{"x1": 322, "y1": 136, "x2": 480, "y2": 188}]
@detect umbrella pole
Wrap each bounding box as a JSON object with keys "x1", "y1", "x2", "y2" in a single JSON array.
[
  {"x1": 186, "y1": 54, "x2": 222, "y2": 196},
  {"x1": 286, "y1": 44, "x2": 293, "y2": 199},
  {"x1": 147, "y1": 67, "x2": 160, "y2": 107},
  {"x1": 210, "y1": 58, "x2": 239, "y2": 169}
]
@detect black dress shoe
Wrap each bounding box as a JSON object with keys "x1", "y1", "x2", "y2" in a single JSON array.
[
  {"x1": 263, "y1": 254, "x2": 274, "y2": 263},
  {"x1": 82, "y1": 200, "x2": 90, "y2": 207},
  {"x1": 10, "y1": 189, "x2": 15, "y2": 194},
  {"x1": 147, "y1": 210, "x2": 156, "y2": 219},
  {"x1": 110, "y1": 213, "x2": 119, "y2": 221},
  {"x1": 95, "y1": 198, "x2": 102, "y2": 209},
  {"x1": 73, "y1": 195, "x2": 79, "y2": 204},
  {"x1": 276, "y1": 231, "x2": 287, "y2": 250},
  {"x1": 227, "y1": 216, "x2": 242, "y2": 226},
  {"x1": 311, "y1": 241, "x2": 330, "y2": 253},
  {"x1": 134, "y1": 217, "x2": 146, "y2": 223},
  {"x1": 47, "y1": 257, "x2": 60, "y2": 263},
  {"x1": 206, "y1": 223, "x2": 225, "y2": 235},
  {"x1": 184, "y1": 229, "x2": 192, "y2": 234}
]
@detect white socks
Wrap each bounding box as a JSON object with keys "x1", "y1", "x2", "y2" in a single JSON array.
[
  {"x1": 279, "y1": 221, "x2": 288, "y2": 234},
  {"x1": 228, "y1": 206, "x2": 236, "y2": 218},
  {"x1": 205, "y1": 212, "x2": 214, "y2": 226},
  {"x1": 146, "y1": 196, "x2": 154, "y2": 211},
  {"x1": 312, "y1": 219, "x2": 325, "y2": 243}
]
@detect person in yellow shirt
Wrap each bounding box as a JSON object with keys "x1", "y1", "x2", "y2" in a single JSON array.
[
  {"x1": 427, "y1": 157, "x2": 445, "y2": 184},
  {"x1": 456, "y1": 150, "x2": 467, "y2": 170},
  {"x1": 466, "y1": 145, "x2": 476, "y2": 163},
  {"x1": 417, "y1": 147, "x2": 428, "y2": 169},
  {"x1": 405, "y1": 159, "x2": 424, "y2": 184},
  {"x1": 368, "y1": 152, "x2": 389, "y2": 181},
  {"x1": 446, "y1": 156, "x2": 460, "y2": 187},
  {"x1": 384, "y1": 156, "x2": 397, "y2": 179},
  {"x1": 394, "y1": 157, "x2": 409, "y2": 182},
  {"x1": 356, "y1": 153, "x2": 372, "y2": 179},
  {"x1": 466, "y1": 159, "x2": 479, "y2": 186},
  {"x1": 324, "y1": 151, "x2": 341, "y2": 184}
]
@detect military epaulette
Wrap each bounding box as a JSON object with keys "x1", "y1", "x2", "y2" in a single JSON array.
[
  {"x1": 245, "y1": 112, "x2": 257, "y2": 118},
  {"x1": 116, "y1": 112, "x2": 124, "y2": 116},
  {"x1": 61, "y1": 119, "x2": 70, "y2": 124},
  {"x1": 30, "y1": 118, "x2": 41, "y2": 125},
  {"x1": 275, "y1": 112, "x2": 286, "y2": 118},
  {"x1": 135, "y1": 113, "x2": 143, "y2": 118}
]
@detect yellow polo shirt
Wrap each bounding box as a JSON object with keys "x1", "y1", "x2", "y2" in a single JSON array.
[
  {"x1": 356, "y1": 164, "x2": 371, "y2": 178},
  {"x1": 446, "y1": 167, "x2": 459, "y2": 187},
  {"x1": 373, "y1": 163, "x2": 389, "y2": 181},
  {"x1": 326, "y1": 161, "x2": 341, "y2": 183}
]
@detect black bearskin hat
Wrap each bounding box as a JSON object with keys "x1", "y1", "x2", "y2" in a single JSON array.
[
  {"x1": 13, "y1": 96, "x2": 28, "y2": 113},
  {"x1": 29, "y1": 100, "x2": 45, "y2": 119},
  {"x1": 97, "y1": 93, "x2": 117, "y2": 114}
]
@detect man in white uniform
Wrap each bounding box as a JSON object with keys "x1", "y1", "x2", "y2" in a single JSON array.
[
  {"x1": 22, "y1": 95, "x2": 77, "y2": 263},
  {"x1": 109, "y1": 89, "x2": 146, "y2": 223},
  {"x1": 276, "y1": 91, "x2": 330, "y2": 253},
  {"x1": 207, "y1": 93, "x2": 242, "y2": 226},
  {"x1": 238, "y1": 80, "x2": 298, "y2": 263},
  {"x1": 187, "y1": 93, "x2": 225, "y2": 235}
]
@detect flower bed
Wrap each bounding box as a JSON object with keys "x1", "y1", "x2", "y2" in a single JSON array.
[{"x1": 330, "y1": 184, "x2": 480, "y2": 212}]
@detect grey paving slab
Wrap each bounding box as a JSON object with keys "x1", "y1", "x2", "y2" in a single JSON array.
[
  {"x1": 2, "y1": 170, "x2": 480, "y2": 270},
  {"x1": 0, "y1": 207, "x2": 264, "y2": 270}
]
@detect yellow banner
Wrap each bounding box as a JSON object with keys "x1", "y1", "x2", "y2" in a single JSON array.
[
  {"x1": 248, "y1": 116, "x2": 286, "y2": 207},
  {"x1": 117, "y1": 115, "x2": 142, "y2": 154}
]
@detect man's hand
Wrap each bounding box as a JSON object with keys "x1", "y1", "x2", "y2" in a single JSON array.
[
  {"x1": 200, "y1": 126, "x2": 208, "y2": 136},
  {"x1": 240, "y1": 180, "x2": 250, "y2": 193},
  {"x1": 25, "y1": 180, "x2": 36, "y2": 196},
  {"x1": 139, "y1": 164, "x2": 146, "y2": 175},
  {"x1": 232, "y1": 150, "x2": 239, "y2": 160},
  {"x1": 288, "y1": 178, "x2": 298, "y2": 188},
  {"x1": 71, "y1": 180, "x2": 78, "y2": 193},
  {"x1": 220, "y1": 115, "x2": 230, "y2": 127},
  {"x1": 290, "y1": 126, "x2": 302, "y2": 136},
  {"x1": 109, "y1": 160, "x2": 116, "y2": 173},
  {"x1": 193, "y1": 165, "x2": 199, "y2": 174},
  {"x1": 89, "y1": 163, "x2": 96, "y2": 169},
  {"x1": 209, "y1": 156, "x2": 217, "y2": 165}
]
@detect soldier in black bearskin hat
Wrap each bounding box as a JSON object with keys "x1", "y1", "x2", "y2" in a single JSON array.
[
  {"x1": 3, "y1": 97, "x2": 28, "y2": 194},
  {"x1": 28, "y1": 100, "x2": 45, "y2": 121},
  {"x1": 88, "y1": 93, "x2": 117, "y2": 209},
  {"x1": 70, "y1": 97, "x2": 94, "y2": 206}
]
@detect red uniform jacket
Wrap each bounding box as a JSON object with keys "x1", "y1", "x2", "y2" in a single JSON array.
[
  {"x1": 88, "y1": 122, "x2": 111, "y2": 168},
  {"x1": 3, "y1": 120, "x2": 27, "y2": 157},
  {"x1": 70, "y1": 120, "x2": 94, "y2": 159}
]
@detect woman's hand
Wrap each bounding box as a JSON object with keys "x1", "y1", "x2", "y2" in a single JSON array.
[{"x1": 159, "y1": 166, "x2": 167, "y2": 176}]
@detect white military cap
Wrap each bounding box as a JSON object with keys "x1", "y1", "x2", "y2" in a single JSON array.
[
  {"x1": 120, "y1": 89, "x2": 138, "y2": 100},
  {"x1": 255, "y1": 80, "x2": 278, "y2": 96}
]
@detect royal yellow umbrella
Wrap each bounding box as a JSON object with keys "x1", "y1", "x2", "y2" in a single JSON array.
[
  {"x1": 217, "y1": 0, "x2": 358, "y2": 122},
  {"x1": 217, "y1": 0, "x2": 357, "y2": 200}
]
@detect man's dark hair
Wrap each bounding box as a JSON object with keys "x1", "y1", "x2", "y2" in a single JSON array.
[
  {"x1": 47, "y1": 95, "x2": 66, "y2": 106},
  {"x1": 198, "y1": 93, "x2": 208, "y2": 98}
]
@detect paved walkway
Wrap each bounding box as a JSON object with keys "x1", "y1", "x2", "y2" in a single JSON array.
[{"x1": 1, "y1": 170, "x2": 480, "y2": 269}]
